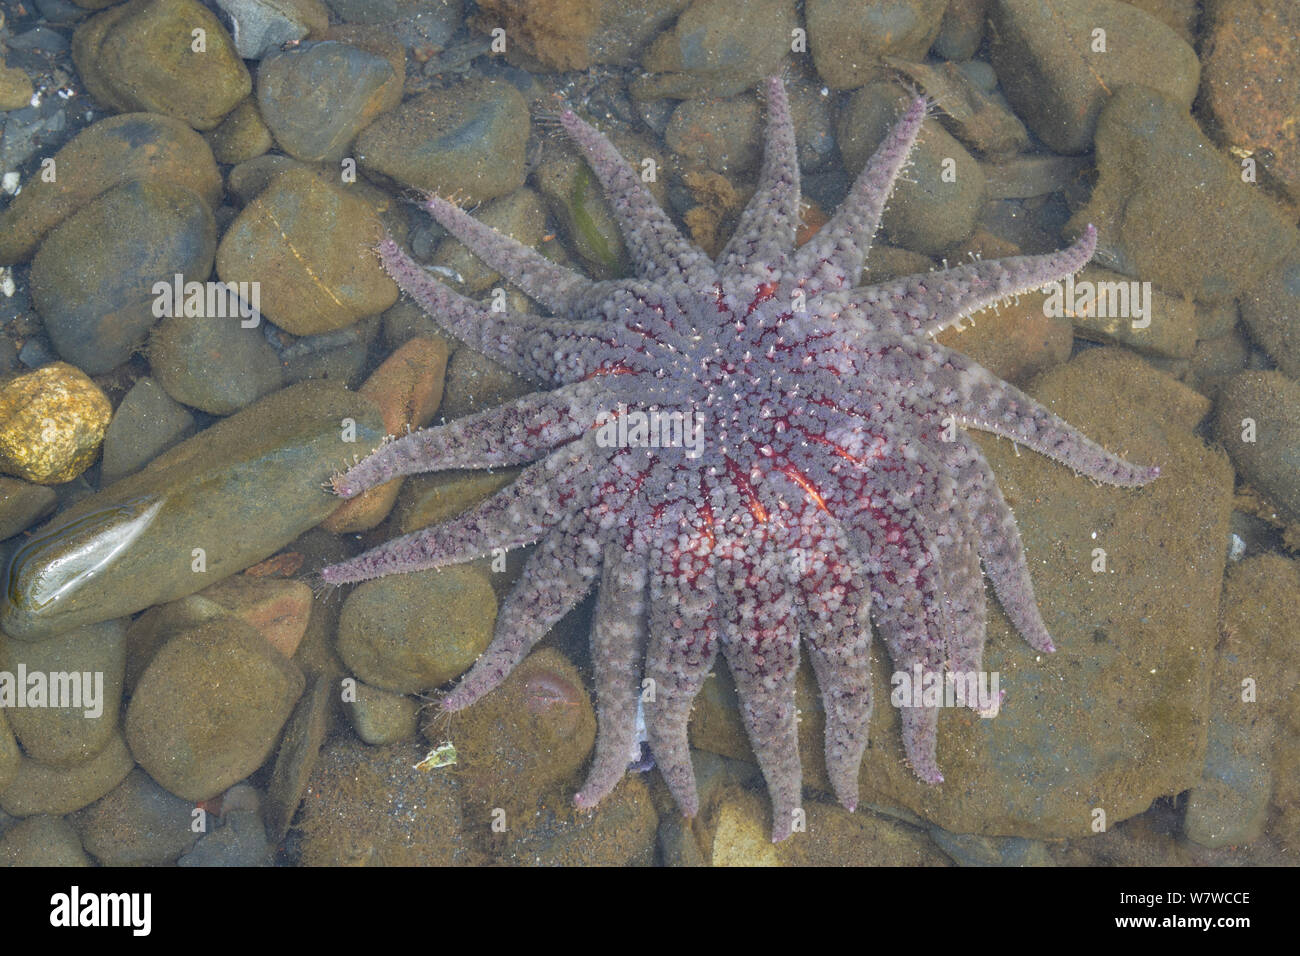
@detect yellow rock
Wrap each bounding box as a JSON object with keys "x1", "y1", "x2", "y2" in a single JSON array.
[{"x1": 0, "y1": 363, "x2": 112, "y2": 484}]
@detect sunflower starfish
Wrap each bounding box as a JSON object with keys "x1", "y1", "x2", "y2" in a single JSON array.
[{"x1": 321, "y1": 76, "x2": 1159, "y2": 842}]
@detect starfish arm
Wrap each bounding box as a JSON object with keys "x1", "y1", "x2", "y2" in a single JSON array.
[
  {"x1": 442, "y1": 516, "x2": 604, "y2": 711},
  {"x1": 419, "y1": 194, "x2": 591, "y2": 314},
  {"x1": 558, "y1": 109, "x2": 716, "y2": 290},
  {"x1": 718, "y1": 76, "x2": 801, "y2": 284},
  {"x1": 319, "y1": 440, "x2": 598, "y2": 585},
  {"x1": 935, "y1": 496, "x2": 992, "y2": 687},
  {"x1": 377, "y1": 237, "x2": 626, "y2": 384},
  {"x1": 824, "y1": 334, "x2": 1160, "y2": 487},
  {"x1": 946, "y1": 351, "x2": 1161, "y2": 487},
  {"x1": 841, "y1": 225, "x2": 1098, "y2": 337},
  {"x1": 568, "y1": 280, "x2": 700, "y2": 354},
  {"x1": 792, "y1": 96, "x2": 927, "y2": 292},
  {"x1": 717, "y1": 535, "x2": 804, "y2": 843},
  {"x1": 944, "y1": 436, "x2": 1056, "y2": 653},
  {"x1": 781, "y1": 503, "x2": 874, "y2": 813},
  {"x1": 800, "y1": 359, "x2": 1062, "y2": 657},
  {"x1": 329, "y1": 379, "x2": 608, "y2": 498},
  {"x1": 867, "y1": 572, "x2": 948, "y2": 786},
  {"x1": 825, "y1": 448, "x2": 951, "y2": 784},
  {"x1": 574, "y1": 539, "x2": 650, "y2": 809},
  {"x1": 643, "y1": 508, "x2": 720, "y2": 820}
]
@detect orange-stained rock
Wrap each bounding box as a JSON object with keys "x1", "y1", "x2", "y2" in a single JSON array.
[
  {"x1": 321, "y1": 337, "x2": 448, "y2": 533},
  {"x1": 197, "y1": 574, "x2": 313, "y2": 658}
]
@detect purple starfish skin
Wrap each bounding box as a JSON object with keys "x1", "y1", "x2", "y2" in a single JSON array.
[{"x1": 320, "y1": 76, "x2": 1160, "y2": 842}]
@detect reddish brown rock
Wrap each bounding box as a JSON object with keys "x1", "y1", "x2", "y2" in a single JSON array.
[
  {"x1": 197, "y1": 574, "x2": 314, "y2": 658},
  {"x1": 1201, "y1": 0, "x2": 1300, "y2": 203},
  {"x1": 322, "y1": 337, "x2": 450, "y2": 533}
]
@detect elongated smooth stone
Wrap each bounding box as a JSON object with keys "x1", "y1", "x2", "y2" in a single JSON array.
[{"x1": 2, "y1": 382, "x2": 383, "y2": 640}]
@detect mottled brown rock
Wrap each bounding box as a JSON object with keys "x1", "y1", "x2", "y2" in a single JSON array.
[
  {"x1": 1201, "y1": 0, "x2": 1300, "y2": 203},
  {"x1": 72, "y1": 0, "x2": 251, "y2": 130},
  {"x1": 0, "y1": 731, "x2": 134, "y2": 816},
  {"x1": 297, "y1": 736, "x2": 478, "y2": 865},
  {"x1": 0, "y1": 112, "x2": 222, "y2": 265},
  {"x1": 204, "y1": 97, "x2": 273, "y2": 164},
  {"x1": 69, "y1": 768, "x2": 201, "y2": 865},
  {"x1": 336, "y1": 565, "x2": 497, "y2": 694},
  {"x1": 431, "y1": 648, "x2": 595, "y2": 822},
  {"x1": 1067, "y1": 86, "x2": 1296, "y2": 305},
  {"x1": 0, "y1": 815, "x2": 92, "y2": 866},
  {"x1": 471, "y1": 0, "x2": 691, "y2": 71},
  {"x1": 215, "y1": 166, "x2": 398, "y2": 335},
  {"x1": 125, "y1": 619, "x2": 305, "y2": 800}
]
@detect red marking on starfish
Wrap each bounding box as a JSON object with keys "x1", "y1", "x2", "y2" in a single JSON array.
[
  {"x1": 776, "y1": 461, "x2": 830, "y2": 514},
  {"x1": 725, "y1": 457, "x2": 769, "y2": 523},
  {"x1": 586, "y1": 362, "x2": 638, "y2": 379},
  {"x1": 747, "y1": 281, "x2": 779, "y2": 316}
]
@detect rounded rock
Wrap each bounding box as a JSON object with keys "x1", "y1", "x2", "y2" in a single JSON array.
[
  {"x1": 336, "y1": 564, "x2": 497, "y2": 694},
  {"x1": 297, "y1": 735, "x2": 475, "y2": 866},
  {"x1": 69, "y1": 767, "x2": 202, "y2": 865},
  {"x1": 1214, "y1": 370, "x2": 1300, "y2": 525},
  {"x1": 215, "y1": 166, "x2": 398, "y2": 335},
  {"x1": 344, "y1": 682, "x2": 420, "y2": 745},
  {"x1": 0, "y1": 363, "x2": 112, "y2": 485},
  {"x1": 0, "y1": 731, "x2": 135, "y2": 817},
  {"x1": 0, "y1": 112, "x2": 222, "y2": 265},
  {"x1": 633, "y1": 0, "x2": 796, "y2": 100},
  {"x1": 356, "y1": 79, "x2": 529, "y2": 204},
  {"x1": 1066, "y1": 87, "x2": 1297, "y2": 305},
  {"x1": 257, "y1": 38, "x2": 403, "y2": 163},
  {"x1": 149, "y1": 314, "x2": 284, "y2": 415},
  {"x1": 432, "y1": 647, "x2": 596, "y2": 819},
  {"x1": 72, "y1": 0, "x2": 252, "y2": 130},
  {"x1": 0, "y1": 620, "x2": 126, "y2": 767},
  {"x1": 99, "y1": 377, "x2": 198, "y2": 485},
  {"x1": 1199, "y1": 0, "x2": 1300, "y2": 203},
  {"x1": 30, "y1": 180, "x2": 217, "y2": 375},
  {"x1": 204, "y1": 97, "x2": 274, "y2": 164},
  {"x1": 0, "y1": 477, "x2": 57, "y2": 540},
  {"x1": 988, "y1": 0, "x2": 1199, "y2": 154},
  {"x1": 806, "y1": 0, "x2": 948, "y2": 90},
  {"x1": 125, "y1": 619, "x2": 305, "y2": 800},
  {"x1": 0, "y1": 815, "x2": 92, "y2": 866}
]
